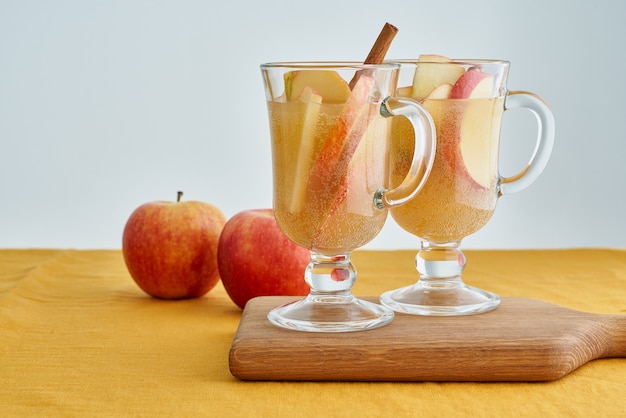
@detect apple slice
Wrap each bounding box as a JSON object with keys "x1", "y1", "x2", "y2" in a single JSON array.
[
  {"x1": 306, "y1": 74, "x2": 376, "y2": 214},
  {"x1": 449, "y1": 67, "x2": 494, "y2": 99},
  {"x1": 444, "y1": 68, "x2": 498, "y2": 190},
  {"x1": 288, "y1": 87, "x2": 323, "y2": 213},
  {"x1": 396, "y1": 85, "x2": 413, "y2": 98},
  {"x1": 344, "y1": 114, "x2": 390, "y2": 217},
  {"x1": 312, "y1": 105, "x2": 390, "y2": 246},
  {"x1": 455, "y1": 100, "x2": 499, "y2": 189},
  {"x1": 285, "y1": 70, "x2": 351, "y2": 103},
  {"x1": 425, "y1": 83, "x2": 453, "y2": 99},
  {"x1": 411, "y1": 54, "x2": 465, "y2": 100}
]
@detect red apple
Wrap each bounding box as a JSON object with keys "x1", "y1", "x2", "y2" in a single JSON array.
[
  {"x1": 122, "y1": 191, "x2": 226, "y2": 299},
  {"x1": 217, "y1": 209, "x2": 310, "y2": 309}
]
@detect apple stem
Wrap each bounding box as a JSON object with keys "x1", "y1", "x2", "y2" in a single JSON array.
[{"x1": 177, "y1": 191, "x2": 183, "y2": 202}]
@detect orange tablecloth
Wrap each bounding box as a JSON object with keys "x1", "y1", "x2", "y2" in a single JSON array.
[{"x1": 1, "y1": 249, "x2": 625, "y2": 416}]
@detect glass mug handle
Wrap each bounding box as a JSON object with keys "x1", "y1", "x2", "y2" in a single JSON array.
[
  {"x1": 373, "y1": 96, "x2": 436, "y2": 210},
  {"x1": 499, "y1": 91, "x2": 556, "y2": 195}
]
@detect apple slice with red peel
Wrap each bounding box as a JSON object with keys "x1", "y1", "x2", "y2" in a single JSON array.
[
  {"x1": 455, "y1": 100, "x2": 499, "y2": 189},
  {"x1": 288, "y1": 87, "x2": 323, "y2": 213},
  {"x1": 312, "y1": 110, "x2": 389, "y2": 246},
  {"x1": 285, "y1": 70, "x2": 351, "y2": 103},
  {"x1": 449, "y1": 67, "x2": 494, "y2": 99},
  {"x1": 411, "y1": 54, "x2": 465, "y2": 100},
  {"x1": 343, "y1": 114, "x2": 390, "y2": 216},
  {"x1": 306, "y1": 74, "x2": 376, "y2": 215},
  {"x1": 445, "y1": 68, "x2": 497, "y2": 189}
]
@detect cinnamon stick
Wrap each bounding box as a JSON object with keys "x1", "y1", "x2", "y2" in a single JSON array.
[
  {"x1": 310, "y1": 24, "x2": 400, "y2": 247},
  {"x1": 348, "y1": 22, "x2": 399, "y2": 89}
]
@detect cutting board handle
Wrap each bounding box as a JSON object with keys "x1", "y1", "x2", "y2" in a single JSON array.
[{"x1": 604, "y1": 315, "x2": 626, "y2": 357}]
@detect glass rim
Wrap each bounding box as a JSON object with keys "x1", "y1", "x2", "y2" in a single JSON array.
[
  {"x1": 260, "y1": 61, "x2": 401, "y2": 70},
  {"x1": 386, "y1": 58, "x2": 510, "y2": 66}
]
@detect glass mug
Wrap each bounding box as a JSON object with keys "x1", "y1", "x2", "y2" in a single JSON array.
[
  {"x1": 260, "y1": 62, "x2": 436, "y2": 331},
  {"x1": 380, "y1": 58, "x2": 555, "y2": 315}
]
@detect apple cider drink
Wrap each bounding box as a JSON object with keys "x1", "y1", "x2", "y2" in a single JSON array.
[
  {"x1": 269, "y1": 98, "x2": 390, "y2": 255},
  {"x1": 390, "y1": 95, "x2": 504, "y2": 243}
]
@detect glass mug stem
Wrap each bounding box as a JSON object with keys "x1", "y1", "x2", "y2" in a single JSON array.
[
  {"x1": 414, "y1": 242, "x2": 500, "y2": 315},
  {"x1": 305, "y1": 252, "x2": 356, "y2": 295},
  {"x1": 381, "y1": 241, "x2": 501, "y2": 315},
  {"x1": 416, "y1": 241, "x2": 466, "y2": 280}
]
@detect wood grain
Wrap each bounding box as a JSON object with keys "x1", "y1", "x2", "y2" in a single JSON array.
[{"x1": 229, "y1": 296, "x2": 626, "y2": 382}]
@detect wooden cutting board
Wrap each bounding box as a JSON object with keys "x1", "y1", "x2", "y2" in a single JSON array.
[{"x1": 229, "y1": 296, "x2": 626, "y2": 382}]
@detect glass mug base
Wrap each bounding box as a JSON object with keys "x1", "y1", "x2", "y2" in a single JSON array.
[
  {"x1": 268, "y1": 292, "x2": 394, "y2": 332},
  {"x1": 380, "y1": 279, "x2": 501, "y2": 316}
]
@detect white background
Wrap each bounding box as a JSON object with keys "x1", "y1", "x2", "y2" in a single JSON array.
[{"x1": 1, "y1": 0, "x2": 624, "y2": 250}]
